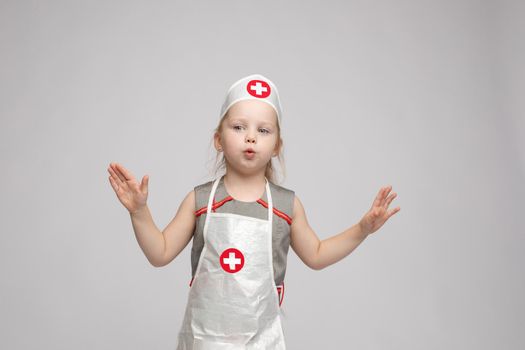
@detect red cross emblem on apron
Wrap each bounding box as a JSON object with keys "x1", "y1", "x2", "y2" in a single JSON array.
[{"x1": 220, "y1": 248, "x2": 245, "y2": 273}]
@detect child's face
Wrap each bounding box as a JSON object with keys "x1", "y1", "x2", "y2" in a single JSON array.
[{"x1": 215, "y1": 99, "x2": 280, "y2": 174}]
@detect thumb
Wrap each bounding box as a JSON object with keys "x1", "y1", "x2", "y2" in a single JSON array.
[{"x1": 140, "y1": 175, "x2": 149, "y2": 193}]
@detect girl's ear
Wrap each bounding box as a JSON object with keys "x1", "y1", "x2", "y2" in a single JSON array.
[
  {"x1": 273, "y1": 137, "x2": 282, "y2": 157},
  {"x1": 214, "y1": 132, "x2": 222, "y2": 151}
]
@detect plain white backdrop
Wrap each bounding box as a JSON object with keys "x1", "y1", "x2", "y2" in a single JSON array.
[{"x1": 1, "y1": 0, "x2": 523, "y2": 349}]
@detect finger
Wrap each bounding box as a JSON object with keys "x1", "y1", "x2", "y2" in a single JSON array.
[
  {"x1": 108, "y1": 165, "x2": 124, "y2": 186},
  {"x1": 380, "y1": 185, "x2": 392, "y2": 207},
  {"x1": 108, "y1": 176, "x2": 119, "y2": 192},
  {"x1": 108, "y1": 164, "x2": 121, "y2": 184},
  {"x1": 387, "y1": 207, "x2": 401, "y2": 219},
  {"x1": 111, "y1": 163, "x2": 128, "y2": 183},
  {"x1": 115, "y1": 163, "x2": 135, "y2": 182},
  {"x1": 140, "y1": 175, "x2": 149, "y2": 193},
  {"x1": 109, "y1": 163, "x2": 126, "y2": 183},
  {"x1": 372, "y1": 187, "x2": 383, "y2": 207},
  {"x1": 384, "y1": 192, "x2": 397, "y2": 208},
  {"x1": 373, "y1": 186, "x2": 388, "y2": 208}
]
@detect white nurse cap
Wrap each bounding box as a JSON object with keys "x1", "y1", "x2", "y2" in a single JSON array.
[{"x1": 219, "y1": 73, "x2": 283, "y2": 127}]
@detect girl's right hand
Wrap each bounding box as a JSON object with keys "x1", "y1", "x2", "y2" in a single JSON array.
[{"x1": 107, "y1": 162, "x2": 149, "y2": 214}]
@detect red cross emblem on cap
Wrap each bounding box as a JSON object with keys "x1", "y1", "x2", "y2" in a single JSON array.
[
  {"x1": 246, "y1": 79, "x2": 271, "y2": 98},
  {"x1": 220, "y1": 248, "x2": 245, "y2": 273}
]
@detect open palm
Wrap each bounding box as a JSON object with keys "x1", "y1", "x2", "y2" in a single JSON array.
[
  {"x1": 359, "y1": 185, "x2": 400, "y2": 236},
  {"x1": 107, "y1": 162, "x2": 149, "y2": 214}
]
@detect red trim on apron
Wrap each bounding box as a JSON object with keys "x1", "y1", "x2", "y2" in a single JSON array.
[
  {"x1": 276, "y1": 280, "x2": 285, "y2": 307},
  {"x1": 194, "y1": 196, "x2": 293, "y2": 225},
  {"x1": 257, "y1": 199, "x2": 292, "y2": 225},
  {"x1": 195, "y1": 196, "x2": 235, "y2": 216}
]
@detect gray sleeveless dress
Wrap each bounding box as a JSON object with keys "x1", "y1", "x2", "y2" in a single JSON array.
[{"x1": 189, "y1": 175, "x2": 295, "y2": 305}]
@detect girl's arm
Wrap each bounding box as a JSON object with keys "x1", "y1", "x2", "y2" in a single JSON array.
[
  {"x1": 156, "y1": 190, "x2": 196, "y2": 267},
  {"x1": 290, "y1": 195, "x2": 367, "y2": 271},
  {"x1": 130, "y1": 190, "x2": 196, "y2": 267},
  {"x1": 290, "y1": 186, "x2": 399, "y2": 270},
  {"x1": 108, "y1": 163, "x2": 195, "y2": 267}
]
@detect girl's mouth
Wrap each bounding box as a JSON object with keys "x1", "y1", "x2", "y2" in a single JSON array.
[{"x1": 244, "y1": 150, "x2": 255, "y2": 159}]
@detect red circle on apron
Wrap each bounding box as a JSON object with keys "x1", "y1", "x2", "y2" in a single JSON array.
[
  {"x1": 246, "y1": 79, "x2": 271, "y2": 98},
  {"x1": 220, "y1": 248, "x2": 245, "y2": 273}
]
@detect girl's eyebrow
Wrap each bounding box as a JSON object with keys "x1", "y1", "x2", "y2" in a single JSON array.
[
  {"x1": 229, "y1": 117, "x2": 247, "y2": 123},
  {"x1": 229, "y1": 118, "x2": 275, "y2": 127}
]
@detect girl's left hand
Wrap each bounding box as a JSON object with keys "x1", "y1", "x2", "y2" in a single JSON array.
[{"x1": 358, "y1": 185, "x2": 400, "y2": 236}]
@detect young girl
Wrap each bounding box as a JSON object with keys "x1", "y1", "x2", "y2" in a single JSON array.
[{"x1": 107, "y1": 73, "x2": 400, "y2": 349}]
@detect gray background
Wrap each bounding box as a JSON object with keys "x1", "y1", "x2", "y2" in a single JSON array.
[{"x1": 1, "y1": 0, "x2": 524, "y2": 349}]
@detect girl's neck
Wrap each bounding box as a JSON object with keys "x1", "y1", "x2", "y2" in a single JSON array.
[{"x1": 223, "y1": 171, "x2": 267, "y2": 202}]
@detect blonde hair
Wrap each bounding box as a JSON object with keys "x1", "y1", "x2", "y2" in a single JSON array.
[{"x1": 208, "y1": 112, "x2": 287, "y2": 185}]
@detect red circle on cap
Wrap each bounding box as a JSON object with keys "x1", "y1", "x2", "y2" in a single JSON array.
[
  {"x1": 246, "y1": 79, "x2": 271, "y2": 98},
  {"x1": 220, "y1": 248, "x2": 245, "y2": 273}
]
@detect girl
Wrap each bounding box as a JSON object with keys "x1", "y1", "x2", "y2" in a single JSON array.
[{"x1": 107, "y1": 73, "x2": 400, "y2": 349}]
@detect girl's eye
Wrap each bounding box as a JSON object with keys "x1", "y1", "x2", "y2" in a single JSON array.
[{"x1": 232, "y1": 125, "x2": 270, "y2": 134}]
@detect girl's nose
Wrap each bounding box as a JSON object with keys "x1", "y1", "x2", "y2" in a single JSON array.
[{"x1": 245, "y1": 132, "x2": 256, "y2": 143}]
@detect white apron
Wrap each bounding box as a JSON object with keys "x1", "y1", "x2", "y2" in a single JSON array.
[{"x1": 176, "y1": 175, "x2": 286, "y2": 350}]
